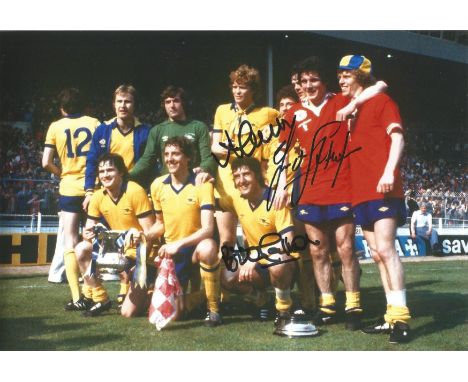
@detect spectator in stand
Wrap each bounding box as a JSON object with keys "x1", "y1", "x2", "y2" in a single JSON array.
[{"x1": 411, "y1": 202, "x2": 439, "y2": 254}]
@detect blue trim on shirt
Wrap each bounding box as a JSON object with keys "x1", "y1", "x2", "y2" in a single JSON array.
[{"x1": 200, "y1": 204, "x2": 214, "y2": 210}]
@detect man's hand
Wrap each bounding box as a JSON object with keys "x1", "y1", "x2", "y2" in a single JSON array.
[
  {"x1": 82, "y1": 226, "x2": 96, "y2": 242},
  {"x1": 376, "y1": 171, "x2": 395, "y2": 194},
  {"x1": 238, "y1": 261, "x2": 257, "y2": 283},
  {"x1": 82, "y1": 194, "x2": 92, "y2": 211},
  {"x1": 193, "y1": 169, "x2": 213, "y2": 185},
  {"x1": 158, "y1": 241, "x2": 182, "y2": 258},
  {"x1": 272, "y1": 188, "x2": 289, "y2": 210},
  {"x1": 336, "y1": 101, "x2": 356, "y2": 121}
]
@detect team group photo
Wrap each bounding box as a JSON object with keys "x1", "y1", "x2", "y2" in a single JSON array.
[{"x1": 0, "y1": 20, "x2": 467, "y2": 360}]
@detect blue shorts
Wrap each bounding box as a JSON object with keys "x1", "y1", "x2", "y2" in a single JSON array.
[
  {"x1": 58, "y1": 195, "x2": 85, "y2": 213},
  {"x1": 353, "y1": 198, "x2": 407, "y2": 228},
  {"x1": 173, "y1": 246, "x2": 198, "y2": 287},
  {"x1": 295, "y1": 203, "x2": 353, "y2": 225}
]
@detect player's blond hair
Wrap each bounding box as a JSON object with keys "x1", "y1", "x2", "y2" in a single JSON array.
[
  {"x1": 229, "y1": 64, "x2": 261, "y2": 101},
  {"x1": 113, "y1": 84, "x2": 137, "y2": 103}
]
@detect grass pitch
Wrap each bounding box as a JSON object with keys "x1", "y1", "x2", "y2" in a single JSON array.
[{"x1": 0, "y1": 260, "x2": 467, "y2": 351}]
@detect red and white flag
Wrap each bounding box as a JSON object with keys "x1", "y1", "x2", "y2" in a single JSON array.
[{"x1": 148, "y1": 257, "x2": 183, "y2": 330}]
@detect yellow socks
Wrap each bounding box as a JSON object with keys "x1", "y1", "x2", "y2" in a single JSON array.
[
  {"x1": 92, "y1": 285, "x2": 109, "y2": 303},
  {"x1": 82, "y1": 284, "x2": 93, "y2": 300},
  {"x1": 64, "y1": 248, "x2": 81, "y2": 302},
  {"x1": 274, "y1": 288, "x2": 292, "y2": 312},
  {"x1": 200, "y1": 260, "x2": 221, "y2": 313},
  {"x1": 319, "y1": 293, "x2": 336, "y2": 314},
  {"x1": 345, "y1": 291, "x2": 362, "y2": 312}
]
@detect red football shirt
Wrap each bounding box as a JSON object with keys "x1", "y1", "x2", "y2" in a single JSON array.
[
  {"x1": 279, "y1": 93, "x2": 352, "y2": 205},
  {"x1": 348, "y1": 93, "x2": 404, "y2": 206}
]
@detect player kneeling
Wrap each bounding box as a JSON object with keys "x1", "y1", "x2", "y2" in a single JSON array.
[
  {"x1": 75, "y1": 153, "x2": 156, "y2": 317},
  {"x1": 219, "y1": 157, "x2": 299, "y2": 325},
  {"x1": 148, "y1": 137, "x2": 221, "y2": 327}
]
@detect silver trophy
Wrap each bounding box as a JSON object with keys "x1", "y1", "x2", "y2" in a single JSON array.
[
  {"x1": 274, "y1": 312, "x2": 319, "y2": 338},
  {"x1": 95, "y1": 230, "x2": 129, "y2": 272}
]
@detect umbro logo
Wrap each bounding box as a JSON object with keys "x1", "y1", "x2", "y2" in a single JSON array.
[
  {"x1": 99, "y1": 139, "x2": 106, "y2": 147},
  {"x1": 340, "y1": 206, "x2": 350, "y2": 211},
  {"x1": 299, "y1": 209, "x2": 308, "y2": 215},
  {"x1": 378, "y1": 207, "x2": 389, "y2": 212}
]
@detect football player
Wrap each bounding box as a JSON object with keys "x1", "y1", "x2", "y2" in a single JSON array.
[
  {"x1": 130, "y1": 85, "x2": 216, "y2": 186},
  {"x1": 218, "y1": 157, "x2": 298, "y2": 324},
  {"x1": 149, "y1": 136, "x2": 221, "y2": 327},
  {"x1": 84, "y1": 84, "x2": 152, "y2": 307},
  {"x1": 337, "y1": 55, "x2": 411, "y2": 343},
  {"x1": 75, "y1": 153, "x2": 156, "y2": 317},
  {"x1": 277, "y1": 56, "x2": 387, "y2": 330},
  {"x1": 42, "y1": 88, "x2": 100, "y2": 310}
]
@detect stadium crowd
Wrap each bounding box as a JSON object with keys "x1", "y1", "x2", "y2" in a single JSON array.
[{"x1": 1, "y1": 95, "x2": 466, "y2": 218}]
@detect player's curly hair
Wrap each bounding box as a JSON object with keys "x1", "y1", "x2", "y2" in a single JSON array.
[
  {"x1": 58, "y1": 88, "x2": 85, "y2": 114},
  {"x1": 229, "y1": 64, "x2": 262, "y2": 102},
  {"x1": 97, "y1": 153, "x2": 129, "y2": 180},
  {"x1": 164, "y1": 136, "x2": 194, "y2": 163},
  {"x1": 231, "y1": 157, "x2": 266, "y2": 187},
  {"x1": 353, "y1": 69, "x2": 377, "y2": 88},
  {"x1": 276, "y1": 85, "x2": 299, "y2": 107}
]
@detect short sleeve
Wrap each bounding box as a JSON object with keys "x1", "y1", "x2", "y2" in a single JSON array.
[
  {"x1": 274, "y1": 207, "x2": 294, "y2": 236},
  {"x1": 199, "y1": 182, "x2": 215, "y2": 210},
  {"x1": 44, "y1": 122, "x2": 57, "y2": 148},
  {"x1": 87, "y1": 193, "x2": 102, "y2": 220},
  {"x1": 379, "y1": 97, "x2": 403, "y2": 135},
  {"x1": 150, "y1": 179, "x2": 162, "y2": 212}
]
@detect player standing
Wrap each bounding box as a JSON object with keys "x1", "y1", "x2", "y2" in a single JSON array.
[
  {"x1": 337, "y1": 55, "x2": 411, "y2": 343},
  {"x1": 83, "y1": 84, "x2": 152, "y2": 307},
  {"x1": 42, "y1": 88, "x2": 100, "y2": 310},
  {"x1": 130, "y1": 86, "x2": 215, "y2": 186},
  {"x1": 278, "y1": 57, "x2": 363, "y2": 329}
]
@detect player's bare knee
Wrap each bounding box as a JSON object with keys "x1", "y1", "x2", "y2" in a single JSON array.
[
  {"x1": 75, "y1": 241, "x2": 92, "y2": 262},
  {"x1": 196, "y1": 238, "x2": 218, "y2": 264}
]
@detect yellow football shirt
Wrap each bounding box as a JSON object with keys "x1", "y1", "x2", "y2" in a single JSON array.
[
  {"x1": 88, "y1": 180, "x2": 154, "y2": 261},
  {"x1": 218, "y1": 189, "x2": 298, "y2": 265},
  {"x1": 87, "y1": 180, "x2": 153, "y2": 231},
  {"x1": 44, "y1": 115, "x2": 100, "y2": 196},
  {"x1": 107, "y1": 117, "x2": 140, "y2": 170},
  {"x1": 150, "y1": 174, "x2": 215, "y2": 244},
  {"x1": 213, "y1": 103, "x2": 279, "y2": 197}
]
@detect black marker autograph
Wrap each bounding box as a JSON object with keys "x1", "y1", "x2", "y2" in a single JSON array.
[
  {"x1": 221, "y1": 232, "x2": 320, "y2": 272},
  {"x1": 267, "y1": 118, "x2": 362, "y2": 210},
  {"x1": 211, "y1": 117, "x2": 288, "y2": 168}
]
